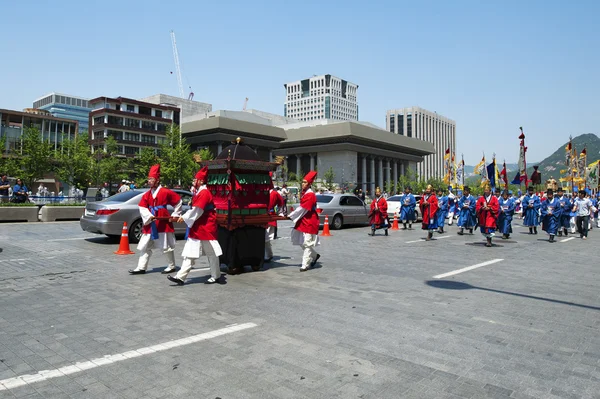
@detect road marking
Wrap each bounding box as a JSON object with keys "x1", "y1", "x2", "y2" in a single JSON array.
[
  {"x1": 47, "y1": 237, "x2": 91, "y2": 242},
  {"x1": 0, "y1": 322, "x2": 257, "y2": 391},
  {"x1": 433, "y1": 258, "x2": 504, "y2": 279},
  {"x1": 405, "y1": 235, "x2": 452, "y2": 244},
  {"x1": 560, "y1": 237, "x2": 575, "y2": 243}
]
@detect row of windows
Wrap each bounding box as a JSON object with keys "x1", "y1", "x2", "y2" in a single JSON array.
[
  {"x1": 94, "y1": 115, "x2": 169, "y2": 132},
  {"x1": 100, "y1": 130, "x2": 167, "y2": 145}
]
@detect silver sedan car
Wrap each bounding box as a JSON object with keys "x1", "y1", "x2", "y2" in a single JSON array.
[
  {"x1": 386, "y1": 194, "x2": 422, "y2": 222},
  {"x1": 315, "y1": 193, "x2": 369, "y2": 230},
  {"x1": 80, "y1": 189, "x2": 193, "y2": 243}
]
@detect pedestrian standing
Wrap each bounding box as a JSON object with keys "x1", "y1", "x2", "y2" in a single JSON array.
[
  {"x1": 368, "y1": 187, "x2": 389, "y2": 236},
  {"x1": 573, "y1": 190, "x2": 593, "y2": 240},
  {"x1": 420, "y1": 185, "x2": 439, "y2": 241},
  {"x1": 288, "y1": 171, "x2": 321, "y2": 272},
  {"x1": 400, "y1": 187, "x2": 416, "y2": 230},
  {"x1": 556, "y1": 187, "x2": 571, "y2": 236},
  {"x1": 129, "y1": 165, "x2": 182, "y2": 275},
  {"x1": 280, "y1": 184, "x2": 289, "y2": 214},
  {"x1": 523, "y1": 186, "x2": 541, "y2": 234},
  {"x1": 457, "y1": 186, "x2": 476, "y2": 235},
  {"x1": 446, "y1": 187, "x2": 456, "y2": 226},
  {"x1": 265, "y1": 178, "x2": 284, "y2": 263},
  {"x1": 498, "y1": 190, "x2": 515, "y2": 239},
  {"x1": 168, "y1": 166, "x2": 223, "y2": 285}
]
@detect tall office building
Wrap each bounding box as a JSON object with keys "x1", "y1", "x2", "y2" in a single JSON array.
[
  {"x1": 284, "y1": 75, "x2": 358, "y2": 122},
  {"x1": 33, "y1": 93, "x2": 92, "y2": 132},
  {"x1": 386, "y1": 107, "x2": 456, "y2": 181}
]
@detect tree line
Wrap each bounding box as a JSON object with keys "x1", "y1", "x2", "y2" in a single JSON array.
[{"x1": 0, "y1": 125, "x2": 213, "y2": 193}]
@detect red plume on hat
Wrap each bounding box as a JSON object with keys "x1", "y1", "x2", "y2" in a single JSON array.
[
  {"x1": 195, "y1": 166, "x2": 208, "y2": 182},
  {"x1": 269, "y1": 171, "x2": 273, "y2": 178},
  {"x1": 304, "y1": 170, "x2": 317, "y2": 185},
  {"x1": 148, "y1": 164, "x2": 160, "y2": 179}
]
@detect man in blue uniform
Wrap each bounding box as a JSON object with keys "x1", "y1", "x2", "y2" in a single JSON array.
[
  {"x1": 498, "y1": 190, "x2": 515, "y2": 239},
  {"x1": 556, "y1": 187, "x2": 571, "y2": 237},
  {"x1": 541, "y1": 189, "x2": 562, "y2": 242},
  {"x1": 523, "y1": 186, "x2": 541, "y2": 234},
  {"x1": 436, "y1": 187, "x2": 448, "y2": 234},
  {"x1": 457, "y1": 186, "x2": 476, "y2": 235},
  {"x1": 400, "y1": 186, "x2": 416, "y2": 230}
]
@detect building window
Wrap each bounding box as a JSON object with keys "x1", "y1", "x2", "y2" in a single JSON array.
[
  {"x1": 126, "y1": 104, "x2": 134, "y2": 112},
  {"x1": 107, "y1": 130, "x2": 123, "y2": 140},
  {"x1": 93, "y1": 116, "x2": 104, "y2": 125},
  {"x1": 124, "y1": 146, "x2": 139, "y2": 155},
  {"x1": 107, "y1": 115, "x2": 123, "y2": 125},
  {"x1": 124, "y1": 132, "x2": 140, "y2": 142},
  {"x1": 125, "y1": 118, "x2": 139, "y2": 128},
  {"x1": 138, "y1": 106, "x2": 151, "y2": 116},
  {"x1": 141, "y1": 134, "x2": 155, "y2": 144},
  {"x1": 156, "y1": 123, "x2": 168, "y2": 132},
  {"x1": 142, "y1": 120, "x2": 155, "y2": 130},
  {"x1": 155, "y1": 110, "x2": 163, "y2": 118}
]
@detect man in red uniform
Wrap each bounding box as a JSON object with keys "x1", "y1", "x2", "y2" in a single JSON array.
[
  {"x1": 288, "y1": 171, "x2": 320, "y2": 272},
  {"x1": 129, "y1": 164, "x2": 182, "y2": 275},
  {"x1": 265, "y1": 176, "x2": 284, "y2": 263},
  {"x1": 168, "y1": 166, "x2": 223, "y2": 285},
  {"x1": 369, "y1": 187, "x2": 389, "y2": 236},
  {"x1": 476, "y1": 184, "x2": 500, "y2": 247},
  {"x1": 420, "y1": 184, "x2": 439, "y2": 241}
]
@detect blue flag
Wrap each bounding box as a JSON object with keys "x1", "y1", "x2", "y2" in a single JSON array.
[
  {"x1": 486, "y1": 162, "x2": 496, "y2": 188},
  {"x1": 510, "y1": 171, "x2": 521, "y2": 185}
]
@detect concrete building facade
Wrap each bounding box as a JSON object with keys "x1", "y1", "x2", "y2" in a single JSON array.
[
  {"x1": 284, "y1": 75, "x2": 358, "y2": 122},
  {"x1": 88, "y1": 97, "x2": 180, "y2": 156},
  {"x1": 33, "y1": 93, "x2": 92, "y2": 132},
  {"x1": 140, "y1": 94, "x2": 212, "y2": 119},
  {"x1": 182, "y1": 110, "x2": 434, "y2": 195},
  {"x1": 386, "y1": 107, "x2": 456, "y2": 181}
]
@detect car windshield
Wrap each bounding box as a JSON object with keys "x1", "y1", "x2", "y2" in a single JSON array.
[
  {"x1": 387, "y1": 196, "x2": 403, "y2": 201},
  {"x1": 102, "y1": 190, "x2": 145, "y2": 203},
  {"x1": 316, "y1": 195, "x2": 334, "y2": 203}
]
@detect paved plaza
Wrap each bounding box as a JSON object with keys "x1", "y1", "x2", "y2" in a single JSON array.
[{"x1": 0, "y1": 219, "x2": 599, "y2": 399}]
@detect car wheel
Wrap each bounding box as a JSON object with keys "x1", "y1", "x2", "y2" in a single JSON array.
[
  {"x1": 331, "y1": 214, "x2": 343, "y2": 230},
  {"x1": 128, "y1": 219, "x2": 143, "y2": 244}
]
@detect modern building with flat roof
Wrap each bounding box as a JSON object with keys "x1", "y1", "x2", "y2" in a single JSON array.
[
  {"x1": 386, "y1": 107, "x2": 456, "y2": 181},
  {"x1": 88, "y1": 97, "x2": 180, "y2": 156},
  {"x1": 33, "y1": 93, "x2": 92, "y2": 132},
  {"x1": 0, "y1": 108, "x2": 79, "y2": 153},
  {"x1": 284, "y1": 75, "x2": 358, "y2": 122},
  {"x1": 182, "y1": 110, "x2": 434, "y2": 194},
  {"x1": 140, "y1": 94, "x2": 212, "y2": 119}
]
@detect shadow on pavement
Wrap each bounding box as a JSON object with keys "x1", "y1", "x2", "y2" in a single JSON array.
[
  {"x1": 425, "y1": 280, "x2": 600, "y2": 311},
  {"x1": 465, "y1": 242, "x2": 504, "y2": 248}
]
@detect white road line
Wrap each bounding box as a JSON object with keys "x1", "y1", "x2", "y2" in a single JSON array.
[
  {"x1": 433, "y1": 258, "x2": 504, "y2": 279},
  {"x1": 47, "y1": 237, "x2": 91, "y2": 242},
  {"x1": 405, "y1": 235, "x2": 452, "y2": 244},
  {"x1": 0, "y1": 322, "x2": 257, "y2": 391},
  {"x1": 560, "y1": 237, "x2": 575, "y2": 243}
]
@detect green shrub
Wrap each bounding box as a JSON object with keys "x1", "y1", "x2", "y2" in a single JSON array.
[
  {"x1": 44, "y1": 202, "x2": 86, "y2": 207},
  {"x1": 0, "y1": 202, "x2": 37, "y2": 207}
]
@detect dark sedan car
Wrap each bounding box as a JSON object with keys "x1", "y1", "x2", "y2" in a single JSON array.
[{"x1": 80, "y1": 189, "x2": 193, "y2": 243}]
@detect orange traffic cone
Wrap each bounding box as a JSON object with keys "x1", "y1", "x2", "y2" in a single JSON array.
[
  {"x1": 321, "y1": 215, "x2": 332, "y2": 236},
  {"x1": 114, "y1": 222, "x2": 135, "y2": 255},
  {"x1": 391, "y1": 212, "x2": 399, "y2": 230}
]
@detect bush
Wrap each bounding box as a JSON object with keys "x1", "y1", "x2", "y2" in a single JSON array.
[
  {"x1": 44, "y1": 202, "x2": 86, "y2": 207},
  {"x1": 0, "y1": 202, "x2": 37, "y2": 207}
]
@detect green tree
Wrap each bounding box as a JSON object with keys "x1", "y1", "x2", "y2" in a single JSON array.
[
  {"x1": 159, "y1": 124, "x2": 195, "y2": 187},
  {"x1": 18, "y1": 127, "x2": 54, "y2": 189},
  {"x1": 323, "y1": 167, "x2": 335, "y2": 191},
  {"x1": 135, "y1": 147, "x2": 159, "y2": 183},
  {"x1": 99, "y1": 136, "x2": 128, "y2": 194},
  {"x1": 55, "y1": 133, "x2": 93, "y2": 189}
]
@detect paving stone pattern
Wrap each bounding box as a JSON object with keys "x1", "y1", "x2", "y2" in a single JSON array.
[{"x1": 0, "y1": 220, "x2": 599, "y2": 398}]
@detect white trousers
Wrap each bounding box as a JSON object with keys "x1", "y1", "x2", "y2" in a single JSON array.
[
  {"x1": 301, "y1": 233, "x2": 319, "y2": 270},
  {"x1": 265, "y1": 226, "x2": 275, "y2": 259},
  {"x1": 176, "y1": 241, "x2": 220, "y2": 281},
  {"x1": 447, "y1": 211, "x2": 454, "y2": 225},
  {"x1": 136, "y1": 239, "x2": 176, "y2": 271}
]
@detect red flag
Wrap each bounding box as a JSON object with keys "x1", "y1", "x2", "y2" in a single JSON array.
[{"x1": 500, "y1": 162, "x2": 508, "y2": 188}]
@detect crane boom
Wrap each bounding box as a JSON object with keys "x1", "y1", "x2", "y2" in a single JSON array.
[
  {"x1": 243, "y1": 97, "x2": 249, "y2": 111},
  {"x1": 170, "y1": 30, "x2": 185, "y2": 99}
]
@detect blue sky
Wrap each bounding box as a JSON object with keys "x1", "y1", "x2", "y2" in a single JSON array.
[{"x1": 1, "y1": 0, "x2": 598, "y2": 164}]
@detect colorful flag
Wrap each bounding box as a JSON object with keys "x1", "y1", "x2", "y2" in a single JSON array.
[
  {"x1": 486, "y1": 160, "x2": 496, "y2": 188},
  {"x1": 500, "y1": 161, "x2": 508, "y2": 188},
  {"x1": 456, "y1": 156, "x2": 465, "y2": 189}
]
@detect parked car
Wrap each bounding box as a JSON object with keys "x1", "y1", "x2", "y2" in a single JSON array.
[
  {"x1": 80, "y1": 189, "x2": 193, "y2": 243},
  {"x1": 316, "y1": 194, "x2": 370, "y2": 229},
  {"x1": 386, "y1": 195, "x2": 422, "y2": 222}
]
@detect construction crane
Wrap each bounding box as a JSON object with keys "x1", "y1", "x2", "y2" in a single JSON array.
[
  {"x1": 170, "y1": 30, "x2": 185, "y2": 99},
  {"x1": 243, "y1": 97, "x2": 249, "y2": 111}
]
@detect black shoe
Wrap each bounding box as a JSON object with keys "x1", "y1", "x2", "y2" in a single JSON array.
[
  {"x1": 161, "y1": 267, "x2": 178, "y2": 274},
  {"x1": 408, "y1": 224, "x2": 412, "y2": 230},
  {"x1": 529, "y1": 228, "x2": 533, "y2": 234},
  {"x1": 299, "y1": 267, "x2": 308, "y2": 272},
  {"x1": 564, "y1": 231, "x2": 568, "y2": 236},
  {"x1": 457, "y1": 229, "x2": 464, "y2": 236},
  {"x1": 264, "y1": 257, "x2": 273, "y2": 263},
  {"x1": 384, "y1": 229, "x2": 388, "y2": 236},
  {"x1": 204, "y1": 277, "x2": 218, "y2": 284},
  {"x1": 549, "y1": 235, "x2": 555, "y2": 243},
  {"x1": 469, "y1": 229, "x2": 473, "y2": 234},
  {"x1": 402, "y1": 224, "x2": 407, "y2": 230},
  {"x1": 128, "y1": 269, "x2": 146, "y2": 275},
  {"x1": 534, "y1": 227, "x2": 538, "y2": 234},
  {"x1": 310, "y1": 254, "x2": 321, "y2": 268},
  {"x1": 167, "y1": 275, "x2": 184, "y2": 285},
  {"x1": 558, "y1": 231, "x2": 562, "y2": 237}
]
